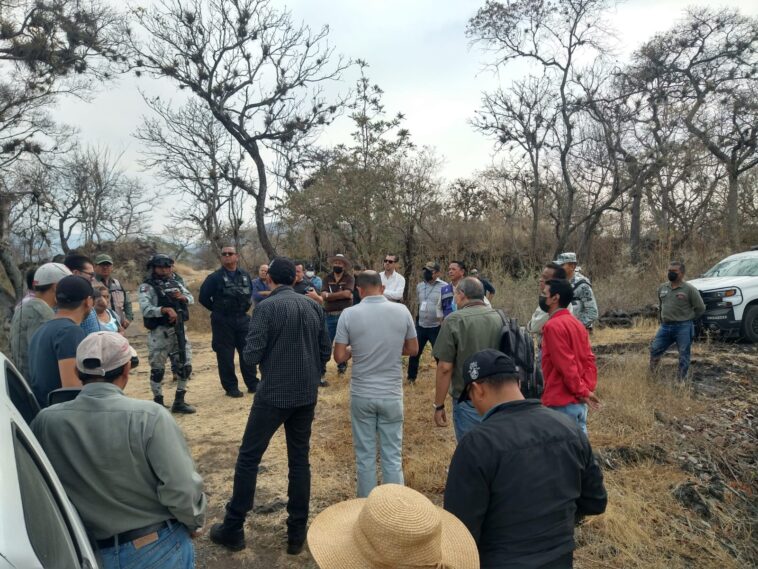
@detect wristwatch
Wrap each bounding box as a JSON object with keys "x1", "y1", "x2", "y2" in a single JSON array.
[{"x1": 433, "y1": 403, "x2": 445, "y2": 411}]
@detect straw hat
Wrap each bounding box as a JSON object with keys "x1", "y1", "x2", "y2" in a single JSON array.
[
  {"x1": 307, "y1": 485, "x2": 479, "y2": 569},
  {"x1": 327, "y1": 253, "x2": 353, "y2": 270}
]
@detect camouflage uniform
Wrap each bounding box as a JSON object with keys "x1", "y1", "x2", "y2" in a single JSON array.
[
  {"x1": 138, "y1": 274, "x2": 195, "y2": 409},
  {"x1": 570, "y1": 271, "x2": 598, "y2": 328}
]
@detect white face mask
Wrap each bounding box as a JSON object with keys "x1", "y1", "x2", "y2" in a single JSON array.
[{"x1": 306, "y1": 271, "x2": 315, "y2": 278}]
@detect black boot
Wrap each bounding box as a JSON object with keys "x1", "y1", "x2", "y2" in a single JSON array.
[
  {"x1": 210, "y1": 523, "x2": 245, "y2": 551},
  {"x1": 153, "y1": 395, "x2": 166, "y2": 407},
  {"x1": 171, "y1": 390, "x2": 196, "y2": 414}
]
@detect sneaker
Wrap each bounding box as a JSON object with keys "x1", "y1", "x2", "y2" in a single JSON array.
[
  {"x1": 319, "y1": 380, "x2": 329, "y2": 388},
  {"x1": 209, "y1": 523, "x2": 246, "y2": 552},
  {"x1": 337, "y1": 366, "x2": 346, "y2": 375},
  {"x1": 286, "y1": 541, "x2": 304, "y2": 555},
  {"x1": 225, "y1": 389, "x2": 244, "y2": 398}
]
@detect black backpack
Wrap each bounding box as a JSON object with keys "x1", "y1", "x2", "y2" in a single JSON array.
[{"x1": 495, "y1": 309, "x2": 541, "y2": 399}]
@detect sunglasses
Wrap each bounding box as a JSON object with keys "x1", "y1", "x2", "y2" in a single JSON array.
[
  {"x1": 221, "y1": 252, "x2": 236, "y2": 257},
  {"x1": 384, "y1": 259, "x2": 395, "y2": 263}
]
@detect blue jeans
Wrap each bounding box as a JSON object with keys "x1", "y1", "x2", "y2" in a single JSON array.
[
  {"x1": 550, "y1": 403, "x2": 589, "y2": 434},
  {"x1": 98, "y1": 521, "x2": 194, "y2": 569},
  {"x1": 351, "y1": 395, "x2": 404, "y2": 497},
  {"x1": 452, "y1": 400, "x2": 481, "y2": 442},
  {"x1": 650, "y1": 321, "x2": 695, "y2": 378},
  {"x1": 326, "y1": 313, "x2": 346, "y2": 372}
]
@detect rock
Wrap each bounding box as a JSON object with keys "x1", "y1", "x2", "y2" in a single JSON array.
[{"x1": 672, "y1": 481, "x2": 711, "y2": 519}]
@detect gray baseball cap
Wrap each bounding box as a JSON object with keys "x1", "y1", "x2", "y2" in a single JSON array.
[{"x1": 33, "y1": 263, "x2": 71, "y2": 287}]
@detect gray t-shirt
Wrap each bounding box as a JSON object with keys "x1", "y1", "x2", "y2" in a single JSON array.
[
  {"x1": 335, "y1": 295, "x2": 416, "y2": 399},
  {"x1": 10, "y1": 298, "x2": 54, "y2": 380},
  {"x1": 416, "y1": 279, "x2": 446, "y2": 328}
]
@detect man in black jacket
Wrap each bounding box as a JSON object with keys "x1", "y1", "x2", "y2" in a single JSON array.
[
  {"x1": 444, "y1": 349, "x2": 607, "y2": 569},
  {"x1": 210, "y1": 257, "x2": 332, "y2": 555},
  {"x1": 199, "y1": 246, "x2": 257, "y2": 397}
]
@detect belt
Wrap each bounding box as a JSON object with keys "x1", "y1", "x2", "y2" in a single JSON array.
[
  {"x1": 326, "y1": 310, "x2": 343, "y2": 316},
  {"x1": 662, "y1": 320, "x2": 690, "y2": 324},
  {"x1": 96, "y1": 520, "x2": 175, "y2": 549}
]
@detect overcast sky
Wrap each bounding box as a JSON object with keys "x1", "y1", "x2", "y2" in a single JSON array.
[{"x1": 56, "y1": 0, "x2": 756, "y2": 232}]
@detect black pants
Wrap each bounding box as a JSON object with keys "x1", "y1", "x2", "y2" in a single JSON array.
[
  {"x1": 225, "y1": 399, "x2": 316, "y2": 544},
  {"x1": 211, "y1": 312, "x2": 258, "y2": 392},
  {"x1": 407, "y1": 325, "x2": 440, "y2": 380}
]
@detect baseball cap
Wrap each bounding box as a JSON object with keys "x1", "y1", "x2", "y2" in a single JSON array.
[
  {"x1": 458, "y1": 349, "x2": 519, "y2": 403},
  {"x1": 94, "y1": 253, "x2": 113, "y2": 265},
  {"x1": 423, "y1": 261, "x2": 440, "y2": 272},
  {"x1": 55, "y1": 275, "x2": 94, "y2": 304},
  {"x1": 76, "y1": 332, "x2": 138, "y2": 376},
  {"x1": 33, "y1": 263, "x2": 71, "y2": 287}
]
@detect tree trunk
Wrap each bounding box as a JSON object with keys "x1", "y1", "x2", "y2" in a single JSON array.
[
  {"x1": 249, "y1": 140, "x2": 277, "y2": 259},
  {"x1": 727, "y1": 168, "x2": 740, "y2": 250},
  {"x1": 630, "y1": 185, "x2": 642, "y2": 265}
]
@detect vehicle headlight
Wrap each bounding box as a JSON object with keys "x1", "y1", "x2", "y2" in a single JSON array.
[{"x1": 711, "y1": 287, "x2": 742, "y2": 306}]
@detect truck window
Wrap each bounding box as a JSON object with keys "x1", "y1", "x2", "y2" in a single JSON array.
[{"x1": 6, "y1": 362, "x2": 40, "y2": 424}]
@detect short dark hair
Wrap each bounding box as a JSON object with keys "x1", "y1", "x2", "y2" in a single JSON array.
[
  {"x1": 25, "y1": 267, "x2": 36, "y2": 291},
  {"x1": 34, "y1": 283, "x2": 54, "y2": 293},
  {"x1": 544, "y1": 262, "x2": 567, "y2": 280},
  {"x1": 268, "y1": 257, "x2": 296, "y2": 285},
  {"x1": 451, "y1": 260, "x2": 467, "y2": 274},
  {"x1": 669, "y1": 261, "x2": 685, "y2": 274},
  {"x1": 64, "y1": 254, "x2": 93, "y2": 273},
  {"x1": 545, "y1": 279, "x2": 573, "y2": 308},
  {"x1": 356, "y1": 271, "x2": 382, "y2": 289},
  {"x1": 78, "y1": 364, "x2": 127, "y2": 383},
  {"x1": 477, "y1": 373, "x2": 520, "y2": 387},
  {"x1": 385, "y1": 254, "x2": 399, "y2": 262}
]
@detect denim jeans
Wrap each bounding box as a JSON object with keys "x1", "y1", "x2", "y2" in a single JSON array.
[
  {"x1": 326, "y1": 313, "x2": 346, "y2": 372},
  {"x1": 211, "y1": 312, "x2": 258, "y2": 392},
  {"x1": 225, "y1": 399, "x2": 316, "y2": 544},
  {"x1": 350, "y1": 395, "x2": 404, "y2": 497},
  {"x1": 98, "y1": 521, "x2": 193, "y2": 569},
  {"x1": 549, "y1": 402, "x2": 589, "y2": 434},
  {"x1": 407, "y1": 325, "x2": 440, "y2": 380},
  {"x1": 650, "y1": 320, "x2": 695, "y2": 379},
  {"x1": 452, "y1": 399, "x2": 481, "y2": 442}
]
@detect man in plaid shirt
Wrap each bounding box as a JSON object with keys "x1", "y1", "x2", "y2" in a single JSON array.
[{"x1": 210, "y1": 257, "x2": 331, "y2": 556}]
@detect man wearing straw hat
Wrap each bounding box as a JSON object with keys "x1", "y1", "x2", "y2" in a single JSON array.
[
  {"x1": 444, "y1": 349, "x2": 607, "y2": 569},
  {"x1": 308, "y1": 484, "x2": 479, "y2": 569},
  {"x1": 321, "y1": 253, "x2": 355, "y2": 377}
]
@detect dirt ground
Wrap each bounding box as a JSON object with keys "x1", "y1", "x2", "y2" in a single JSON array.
[{"x1": 122, "y1": 312, "x2": 757, "y2": 569}]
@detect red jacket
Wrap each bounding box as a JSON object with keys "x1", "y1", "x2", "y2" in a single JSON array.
[{"x1": 541, "y1": 309, "x2": 597, "y2": 407}]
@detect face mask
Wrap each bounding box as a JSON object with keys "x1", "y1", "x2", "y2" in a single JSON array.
[
  {"x1": 333, "y1": 266, "x2": 343, "y2": 275},
  {"x1": 539, "y1": 295, "x2": 550, "y2": 313},
  {"x1": 667, "y1": 271, "x2": 678, "y2": 282},
  {"x1": 306, "y1": 271, "x2": 315, "y2": 278},
  {"x1": 423, "y1": 269, "x2": 434, "y2": 282}
]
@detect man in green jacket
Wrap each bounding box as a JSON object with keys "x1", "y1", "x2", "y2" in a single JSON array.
[{"x1": 650, "y1": 261, "x2": 706, "y2": 379}]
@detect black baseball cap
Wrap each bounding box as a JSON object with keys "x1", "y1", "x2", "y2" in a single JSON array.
[
  {"x1": 458, "y1": 349, "x2": 519, "y2": 403},
  {"x1": 56, "y1": 275, "x2": 94, "y2": 304}
]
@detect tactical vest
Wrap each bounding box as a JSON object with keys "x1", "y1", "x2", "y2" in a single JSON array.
[
  {"x1": 98, "y1": 276, "x2": 126, "y2": 321},
  {"x1": 213, "y1": 270, "x2": 252, "y2": 314},
  {"x1": 143, "y1": 277, "x2": 190, "y2": 330}
]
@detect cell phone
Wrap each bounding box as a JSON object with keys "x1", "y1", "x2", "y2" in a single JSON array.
[{"x1": 306, "y1": 287, "x2": 315, "y2": 292}]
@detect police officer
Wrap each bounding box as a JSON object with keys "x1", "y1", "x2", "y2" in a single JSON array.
[
  {"x1": 199, "y1": 246, "x2": 257, "y2": 397},
  {"x1": 139, "y1": 254, "x2": 196, "y2": 413}
]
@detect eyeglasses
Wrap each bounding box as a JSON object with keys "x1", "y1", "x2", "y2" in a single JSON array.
[
  {"x1": 384, "y1": 259, "x2": 395, "y2": 263},
  {"x1": 221, "y1": 252, "x2": 236, "y2": 257},
  {"x1": 80, "y1": 271, "x2": 95, "y2": 280}
]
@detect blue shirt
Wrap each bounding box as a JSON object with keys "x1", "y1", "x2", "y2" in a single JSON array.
[
  {"x1": 251, "y1": 277, "x2": 269, "y2": 305},
  {"x1": 28, "y1": 318, "x2": 86, "y2": 407},
  {"x1": 80, "y1": 308, "x2": 100, "y2": 335}
]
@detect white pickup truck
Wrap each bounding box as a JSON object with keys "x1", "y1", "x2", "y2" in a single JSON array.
[
  {"x1": 688, "y1": 250, "x2": 758, "y2": 343},
  {"x1": 0, "y1": 353, "x2": 98, "y2": 568}
]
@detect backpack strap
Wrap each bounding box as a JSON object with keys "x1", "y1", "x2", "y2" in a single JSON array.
[{"x1": 572, "y1": 278, "x2": 591, "y2": 290}]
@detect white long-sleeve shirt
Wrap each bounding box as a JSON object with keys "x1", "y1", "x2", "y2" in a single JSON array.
[{"x1": 381, "y1": 270, "x2": 406, "y2": 302}]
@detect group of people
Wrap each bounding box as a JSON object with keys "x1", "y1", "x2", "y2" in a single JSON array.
[{"x1": 8, "y1": 245, "x2": 708, "y2": 569}]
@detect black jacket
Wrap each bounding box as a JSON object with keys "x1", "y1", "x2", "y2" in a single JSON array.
[
  {"x1": 444, "y1": 400, "x2": 607, "y2": 569},
  {"x1": 199, "y1": 268, "x2": 253, "y2": 314}
]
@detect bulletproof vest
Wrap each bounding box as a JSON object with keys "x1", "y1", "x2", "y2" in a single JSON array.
[
  {"x1": 213, "y1": 270, "x2": 252, "y2": 313},
  {"x1": 143, "y1": 277, "x2": 190, "y2": 330}
]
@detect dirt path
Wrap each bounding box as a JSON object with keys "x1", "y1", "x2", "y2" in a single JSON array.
[{"x1": 122, "y1": 320, "x2": 757, "y2": 568}]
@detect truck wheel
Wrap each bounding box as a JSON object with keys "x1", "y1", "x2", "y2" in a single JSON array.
[{"x1": 741, "y1": 305, "x2": 758, "y2": 343}]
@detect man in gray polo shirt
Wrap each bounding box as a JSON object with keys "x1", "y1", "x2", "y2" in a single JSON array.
[{"x1": 334, "y1": 271, "x2": 418, "y2": 497}]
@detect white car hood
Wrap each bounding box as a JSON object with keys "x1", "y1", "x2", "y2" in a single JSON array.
[{"x1": 688, "y1": 276, "x2": 758, "y2": 292}]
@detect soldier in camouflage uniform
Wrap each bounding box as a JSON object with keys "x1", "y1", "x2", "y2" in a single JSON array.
[
  {"x1": 555, "y1": 252, "x2": 598, "y2": 331},
  {"x1": 138, "y1": 254, "x2": 196, "y2": 413}
]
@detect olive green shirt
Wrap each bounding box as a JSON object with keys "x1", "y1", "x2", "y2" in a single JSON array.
[
  {"x1": 433, "y1": 304, "x2": 503, "y2": 398},
  {"x1": 31, "y1": 382, "x2": 206, "y2": 539},
  {"x1": 657, "y1": 281, "x2": 706, "y2": 323}
]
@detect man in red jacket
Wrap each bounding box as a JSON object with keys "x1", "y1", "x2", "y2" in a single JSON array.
[{"x1": 541, "y1": 279, "x2": 599, "y2": 433}]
